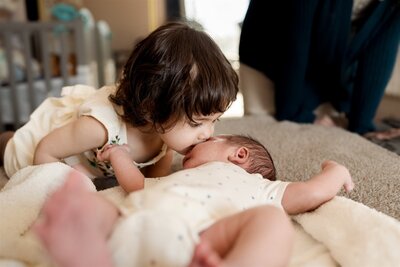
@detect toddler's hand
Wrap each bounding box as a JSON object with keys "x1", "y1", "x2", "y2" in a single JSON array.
[
  {"x1": 96, "y1": 144, "x2": 130, "y2": 162},
  {"x1": 321, "y1": 160, "x2": 354, "y2": 192}
]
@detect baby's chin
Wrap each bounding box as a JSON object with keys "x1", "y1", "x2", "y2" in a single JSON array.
[
  {"x1": 182, "y1": 160, "x2": 197, "y2": 170},
  {"x1": 182, "y1": 162, "x2": 190, "y2": 169},
  {"x1": 181, "y1": 158, "x2": 191, "y2": 169}
]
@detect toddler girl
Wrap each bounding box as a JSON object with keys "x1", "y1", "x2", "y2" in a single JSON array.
[{"x1": 0, "y1": 21, "x2": 239, "y2": 192}]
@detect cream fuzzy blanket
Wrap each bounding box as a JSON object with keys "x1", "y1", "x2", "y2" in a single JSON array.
[{"x1": 0, "y1": 162, "x2": 400, "y2": 267}]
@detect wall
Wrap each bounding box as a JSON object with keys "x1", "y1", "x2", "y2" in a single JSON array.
[
  {"x1": 375, "y1": 47, "x2": 400, "y2": 119},
  {"x1": 82, "y1": 0, "x2": 166, "y2": 51},
  {"x1": 385, "y1": 48, "x2": 400, "y2": 98},
  {"x1": 0, "y1": 0, "x2": 26, "y2": 22}
]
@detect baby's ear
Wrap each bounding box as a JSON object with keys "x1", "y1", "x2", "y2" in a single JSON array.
[{"x1": 228, "y1": 147, "x2": 249, "y2": 164}]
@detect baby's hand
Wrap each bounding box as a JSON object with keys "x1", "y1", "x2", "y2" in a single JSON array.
[
  {"x1": 321, "y1": 160, "x2": 354, "y2": 192},
  {"x1": 96, "y1": 144, "x2": 130, "y2": 162}
]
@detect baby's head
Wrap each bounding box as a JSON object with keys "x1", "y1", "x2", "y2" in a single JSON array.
[
  {"x1": 183, "y1": 134, "x2": 276, "y2": 181},
  {"x1": 111, "y1": 21, "x2": 238, "y2": 132}
]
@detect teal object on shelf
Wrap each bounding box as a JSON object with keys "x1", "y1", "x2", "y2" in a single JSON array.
[
  {"x1": 51, "y1": 3, "x2": 84, "y2": 34},
  {"x1": 51, "y1": 3, "x2": 79, "y2": 22}
]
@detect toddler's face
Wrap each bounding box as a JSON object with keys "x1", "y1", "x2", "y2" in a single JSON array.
[
  {"x1": 159, "y1": 113, "x2": 222, "y2": 155},
  {"x1": 182, "y1": 135, "x2": 235, "y2": 169}
]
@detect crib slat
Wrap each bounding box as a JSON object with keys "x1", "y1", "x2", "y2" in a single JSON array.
[
  {"x1": 95, "y1": 24, "x2": 105, "y2": 87},
  {"x1": 22, "y1": 31, "x2": 36, "y2": 112},
  {"x1": 3, "y1": 31, "x2": 21, "y2": 129},
  {"x1": 40, "y1": 31, "x2": 52, "y2": 94},
  {"x1": 59, "y1": 31, "x2": 70, "y2": 85},
  {"x1": 73, "y1": 20, "x2": 86, "y2": 66}
]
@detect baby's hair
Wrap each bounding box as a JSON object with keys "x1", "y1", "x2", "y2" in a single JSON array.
[
  {"x1": 223, "y1": 134, "x2": 276, "y2": 181},
  {"x1": 110, "y1": 21, "x2": 239, "y2": 132}
]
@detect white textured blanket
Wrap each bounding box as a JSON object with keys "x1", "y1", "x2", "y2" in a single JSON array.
[{"x1": 1, "y1": 163, "x2": 399, "y2": 267}]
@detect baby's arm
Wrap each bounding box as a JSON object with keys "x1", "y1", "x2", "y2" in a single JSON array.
[
  {"x1": 96, "y1": 144, "x2": 145, "y2": 192},
  {"x1": 34, "y1": 116, "x2": 107, "y2": 164},
  {"x1": 282, "y1": 160, "x2": 354, "y2": 215}
]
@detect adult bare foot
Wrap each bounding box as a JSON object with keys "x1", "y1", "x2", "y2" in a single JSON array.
[
  {"x1": 314, "y1": 114, "x2": 337, "y2": 127},
  {"x1": 33, "y1": 171, "x2": 117, "y2": 267},
  {"x1": 364, "y1": 128, "x2": 400, "y2": 140},
  {"x1": 188, "y1": 240, "x2": 224, "y2": 267},
  {"x1": 314, "y1": 114, "x2": 349, "y2": 129}
]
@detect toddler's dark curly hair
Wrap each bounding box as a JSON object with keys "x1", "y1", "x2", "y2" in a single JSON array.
[{"x1": 110, "y1": 21, "x2": 239, "y2": 132}]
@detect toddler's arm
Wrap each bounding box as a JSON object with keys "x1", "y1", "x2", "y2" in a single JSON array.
[
  {"x1": 34, "y1": 116, "x2": 107, "y2": 165},
  {"x1": 282, "y1": 160, "x2": 354, "y2": 215},
  {"x1": 97, "y1": 144, "x2": 145, "y2": 192}
]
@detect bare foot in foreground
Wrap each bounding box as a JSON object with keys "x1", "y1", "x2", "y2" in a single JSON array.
[
  {"x1": 33, "y1": 171, "x2": 117, "y2": 267},
  {"x1": 188, "y1": 240, "x2": 225, "y2": 267}
]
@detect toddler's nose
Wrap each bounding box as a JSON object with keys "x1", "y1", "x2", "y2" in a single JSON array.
[
  {"x1": 197, "y1": 135, "x2": 208, "y2": 142},
  {"x1": 199, "y1": 127, "x2": 213, "y2": 142}
]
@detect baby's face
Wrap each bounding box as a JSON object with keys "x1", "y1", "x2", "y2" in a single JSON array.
[{"x1": 182, "y1": 135, "x2": 236, "y2": 169}]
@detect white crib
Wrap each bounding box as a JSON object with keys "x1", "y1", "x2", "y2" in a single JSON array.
[{"x1": 0, "y1": 17, "x2": 115, "y2": 130}]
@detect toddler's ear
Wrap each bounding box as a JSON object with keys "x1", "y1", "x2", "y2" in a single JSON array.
[{"x1": 228, "y1": 147, "x2": 249, "y2": 164}]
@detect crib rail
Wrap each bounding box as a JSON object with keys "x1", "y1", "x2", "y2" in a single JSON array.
[{"x1": 0, "y1": 20, "x2": 87, "y2": 130}]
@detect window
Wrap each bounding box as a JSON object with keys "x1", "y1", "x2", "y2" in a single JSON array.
[{"x1": 184, "y1": 0, "x2": 249, "y2": 70}]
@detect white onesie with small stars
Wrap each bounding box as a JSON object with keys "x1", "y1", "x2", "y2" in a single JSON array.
[{"x1": 109, "y1": 161, "x2": 289, "y2": 267}]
